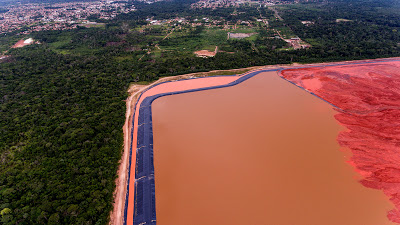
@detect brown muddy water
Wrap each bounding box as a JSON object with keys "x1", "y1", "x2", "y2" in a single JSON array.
[{"x1": 151, "y1": 71, "x2": 394, "y2": 225}]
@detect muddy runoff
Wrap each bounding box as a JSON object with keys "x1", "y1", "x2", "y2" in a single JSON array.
[{"x1": 151, "y1": 71, "x2": 394, "y2": 225}]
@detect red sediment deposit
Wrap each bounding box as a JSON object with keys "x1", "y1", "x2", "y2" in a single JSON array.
[{"x1": 280, "y1": 60, "x2": 400, "y2": 223}]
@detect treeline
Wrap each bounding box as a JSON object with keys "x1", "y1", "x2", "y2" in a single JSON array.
[
  {"x1": 279, "y1": 0, "x2": 400, "y2": 58},
  {"x1": 0, "y1": 47, "x2": 127, "y2": 224},
  {"x1": 282, "y1": 0, "x2": 400, "y2": 27}
]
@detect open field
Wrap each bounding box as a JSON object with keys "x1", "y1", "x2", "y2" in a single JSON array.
[{"x1": 79, "y1": 23, "x2": 106, "y2": 28}]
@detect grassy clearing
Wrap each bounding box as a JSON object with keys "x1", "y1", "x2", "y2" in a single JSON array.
[
  {"x1": 77, "y1": 23, "x2": 106, "y2": 29},
  {"x1": 202, "y1": 45, "x2": 217, "y2": 51},
  {"x1": 276, "y1": 26, "x2": 297, "y2": 39},
  {"x1": 54, "y1": 49, "x2": 72, "y2": 54},
  {"x1": 304, "y1": 38, "x2": 320, "y2": 47},
  {"x1": 246, "y1": 34, "x2": 259, "y2": 41},
  {"x1": 160, "y1": 28, "x2": 227, "y2": 52},
  {"x1": 0, "y1": 35, "x2": 22, "y2": 52},
  {"x1": 115, "y1": 55, "x2": 133, "y2": 61},
  {"x1": 280, "y1": 4, "x2": 323, "y2": 12},
  {"x1": 201, "y1": 29, "x2": 228, "y2": 45},
  {"x1": 48, "y1": 34, "x2": 72, "y2": 49},
  {"x1": 146, "y1": 35, "x2": 166, "y2": 39},
  {"x1": 230, "y1": 28, "x2": 255, "y2": 33},
  {"x1": 336, "y1": 18, "x2": 353, "y2": 22},
  {"x1": 159, "y1": 36, "x2": 203, "y2": 51},
  {"x1": 152, "y1": 49, "x2": 162, "y2": 58}
]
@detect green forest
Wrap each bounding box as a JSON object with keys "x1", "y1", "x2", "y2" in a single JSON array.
[{"x1": 1, "y1": 0, "x2": 400, "y2": 224}]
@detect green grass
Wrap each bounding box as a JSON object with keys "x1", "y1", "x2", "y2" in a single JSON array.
[
  {"x1": 276, "y1": 27, "x2": 297, "y2": 39},
  {"x1": 115, "y1": 55, "x2": 133, "y2": 62},
  {"x1": 230, "y1": 28, "x2": 256, "y2": 33},
  {"x1": 246, "y1": 34, "x2": 259, "y2": 41},
  {"x1": 278, "y1": 46, "x2": 295, "y2": 51},
  {"x1": 200, "y1": 29, "x2": 227, "y2": 45},
  {"x1": 159, "y1": 36, "x2": 203, "y2": 51},
  {"x1": 336, "y1": 18, "x2": 353, "y2": 22},
  {"x1": 55, "y1": 49, "x2": 72, "y2": 55},
  {"x1": 202, "y1": 45, "x2": 217, "y2": 51},
  {"x1": 44, "y1": 30, "x2": 108, "y2": 56},
  {"x1": 48, "y1": 35, "x2": 72, "y2": 49},
  {"x1": 149, "y1": 25, "x2": 163, "y2": 29},
  {"x1": 279, "y1": 4, "x2": 323, "y2": 12},
  {"x1": 152, "y1": 50, "x2": 162, "y2": 58},
  {"x1": 79, "y1": 23, "x2": 106, "y2": 28},
  {"x1": 208, "y1": 68, "x2": 252, "y2": 76},
  {"x1": 146, "y1": 35, "x2": 166, "y2": 40},
  {"x1": 160, "y1": 28, "x2": 228, "y2": 52},
  {"x1": 304, "y1": 38, "x2": 320, "y2": 47},
  {"x1": 132, "y1": 81, "x2": 152, "y2": 85},
  {"x1": 0, "y1": 35, "x2": 22, "y2": 52}
]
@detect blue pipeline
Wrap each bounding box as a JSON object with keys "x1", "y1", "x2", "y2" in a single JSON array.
[{"x1": 123, "y1": 58, "x2": 400, "y2": 225}]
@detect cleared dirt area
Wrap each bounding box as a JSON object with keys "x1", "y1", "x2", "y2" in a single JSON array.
[
  {"x1": 194, "y1": 46, "x2": 218, "y2": 57},
  {"x1": 12, "y1": 38, "x2": 34, "y2": 48},
  {"x1": 194, "y1": 49, "x2": 216, "y2": 57},
  {"x1": 109, "y1": 84, "x2": 146, "y2": 225}
]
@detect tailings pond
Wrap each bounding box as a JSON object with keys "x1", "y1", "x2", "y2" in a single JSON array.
[{"x1": 151, "y1": 71, "x2": 394, "y2": 225}]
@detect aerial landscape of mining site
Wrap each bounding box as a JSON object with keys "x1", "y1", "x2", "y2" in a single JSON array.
[
  {"x1": 1, "y1": 0, "x2": 400, "y2": 224},
  {"x1": 122, "y1": 58, "x2": 400, "y2": 225}
]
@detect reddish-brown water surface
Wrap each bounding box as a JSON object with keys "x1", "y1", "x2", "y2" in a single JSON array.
[
  {"x1": 125, "y1": 75, "x2": 242, "y2": 225},
  {"x1": 152, "y1": 71, "x2": 394, "y2": 225},
  {"x1": 281, "y1": 60, "x2": 400, "y2": 223}
]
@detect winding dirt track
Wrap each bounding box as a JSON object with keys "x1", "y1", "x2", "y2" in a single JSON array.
[{"x1": 109, "y1": 85, "x2": 146, "y2": 225}]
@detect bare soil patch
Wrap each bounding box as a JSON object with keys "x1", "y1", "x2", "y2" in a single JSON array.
[{"x1": 12, "y1": 38, "x2": 34, "y2": 48}]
